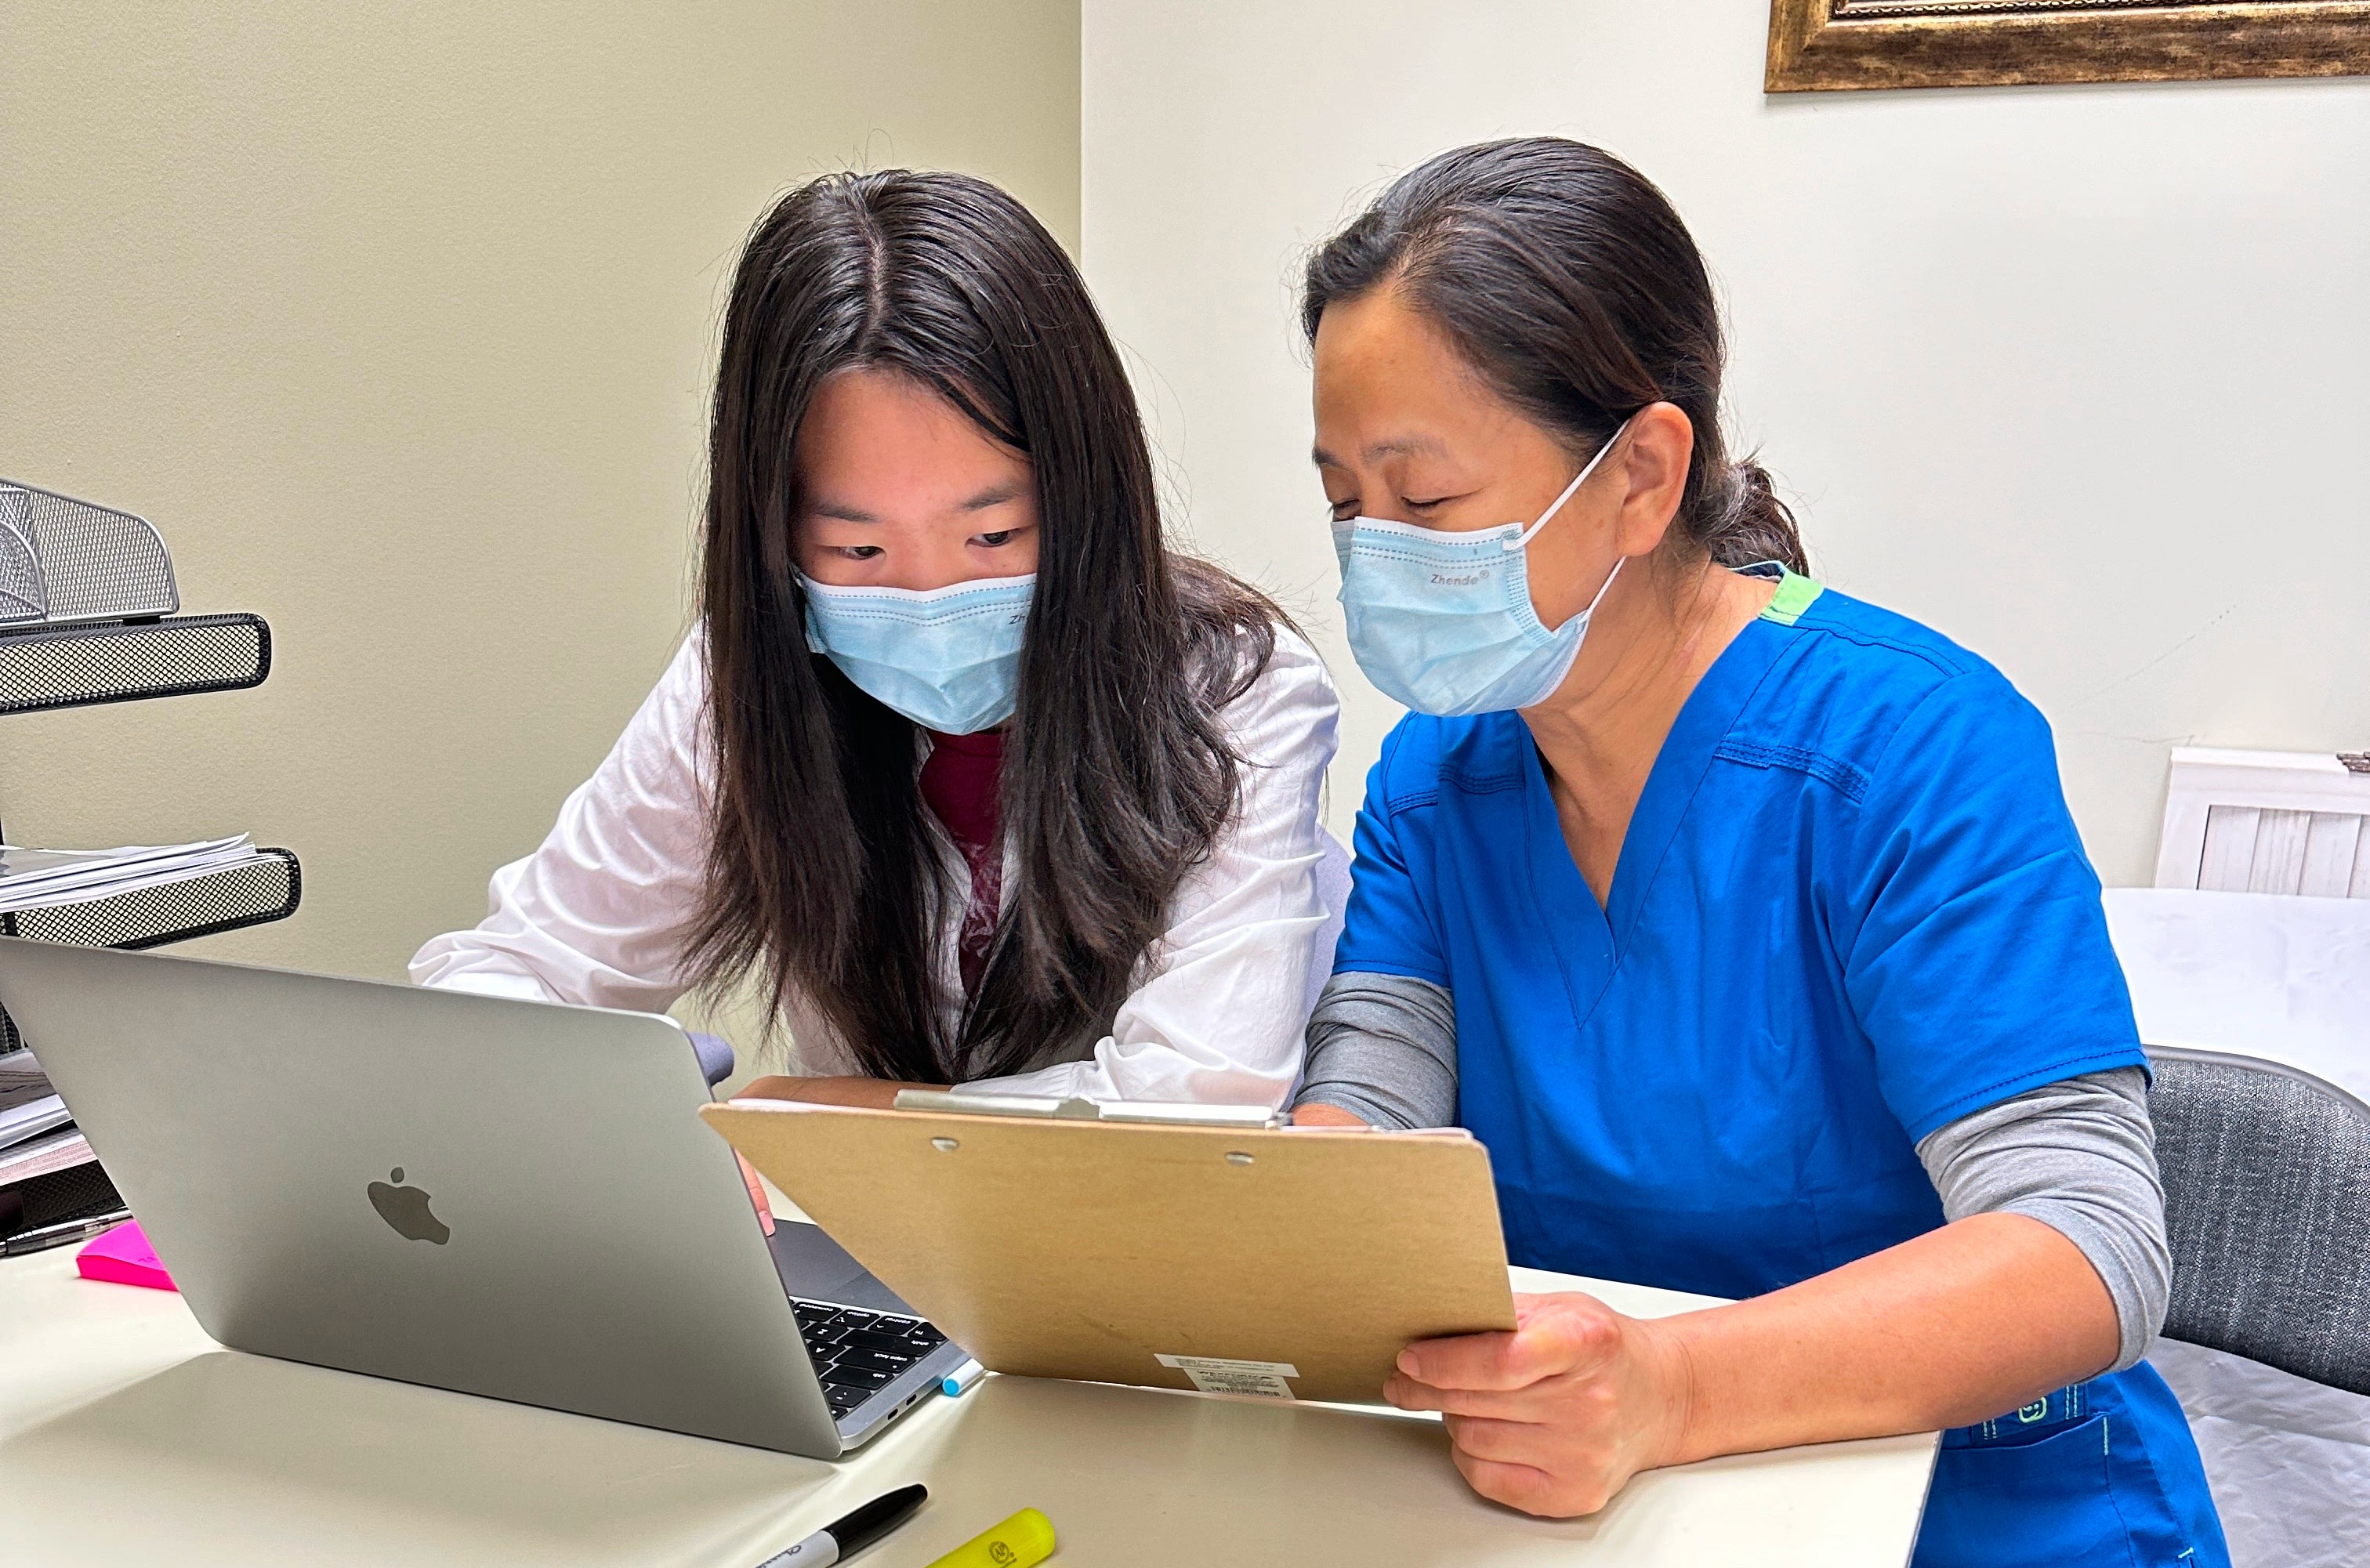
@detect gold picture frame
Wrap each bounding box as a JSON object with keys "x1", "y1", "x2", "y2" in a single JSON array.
[{"x1": 1767, "y1": 0, "x2": 2370, "y2": 92}]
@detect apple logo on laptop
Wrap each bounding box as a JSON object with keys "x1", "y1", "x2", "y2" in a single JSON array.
[{"x1": 367, "y1": 1167, "x2": 451, "y2": 1245}]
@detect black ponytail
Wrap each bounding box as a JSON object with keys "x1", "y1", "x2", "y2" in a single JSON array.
[
  {"x1": 1302, "y1": 138, "x2": 1806, "y2": 576},
  {"x1": 1712, "y1": 459, "x2": 1807, "y2": 577}
]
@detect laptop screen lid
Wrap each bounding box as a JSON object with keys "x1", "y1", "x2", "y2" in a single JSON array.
[{"x1": 0, "y1": 937, "x2": 842, "y2": 1454}]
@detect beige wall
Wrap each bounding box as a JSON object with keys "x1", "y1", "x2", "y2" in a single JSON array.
[
  {"x1": 0, "y1": 1, "x2": 1081, "y2": 1021},
  {"x1": 1082, "y1": 0, "x2": 2370, "y2": 887}
]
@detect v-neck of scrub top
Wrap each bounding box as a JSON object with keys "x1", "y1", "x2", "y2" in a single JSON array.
[{"x1": 1518, "y1": 568, "x2": 1819, "y2": 1029}]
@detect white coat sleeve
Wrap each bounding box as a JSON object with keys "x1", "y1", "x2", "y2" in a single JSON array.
[
  {"x1": 958, "y1": 629, "x2": 1341, "y2": 1107},
  {"x1": 408, "y1": 635, "x2": 712, "y2": 1014}
]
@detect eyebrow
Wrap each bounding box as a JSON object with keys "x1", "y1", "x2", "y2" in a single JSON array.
[
  {"x1": 807, "y1": 483, "x2": 1025, "y2": 525},
  {"x1": 1310, "y1": 434, "x2": 1448, "y2": 467},
  {"x1": 959, "y1": 482, "x2": 1025, "y2": 512}
]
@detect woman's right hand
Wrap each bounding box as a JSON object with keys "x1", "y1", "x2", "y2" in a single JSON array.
[{"x1": 1383, "y1": 1292, "x2": 1693, "y2": 1518}]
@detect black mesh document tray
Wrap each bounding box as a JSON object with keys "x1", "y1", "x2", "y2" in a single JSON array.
[
  {"x1": 0, "y1": 478, "x2": 302, "y2": 1153},
  {"x1": 1, "y1": 848, "x2": 302, "y2": 951},
  {"x1": 0, "y1": 614, "x2": 271, "y2": 716}
]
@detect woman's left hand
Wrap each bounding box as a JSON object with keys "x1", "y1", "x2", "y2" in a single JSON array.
[{"x1": 1384, "y1": 1291, "x2": 1696, "y2": 1518}]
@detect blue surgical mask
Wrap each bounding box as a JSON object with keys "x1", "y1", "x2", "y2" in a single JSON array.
[
  {"x1": 800, "y1": 573, "x2": 1035, "y2": 734},
  {"x1": 1332, "y1": 421, "x2": 1630, "y2": 717}
]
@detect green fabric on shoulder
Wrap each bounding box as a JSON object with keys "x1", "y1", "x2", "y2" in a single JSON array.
[{"x1": 1757, "y1": 568, "x2": 1825, "y2": 627}]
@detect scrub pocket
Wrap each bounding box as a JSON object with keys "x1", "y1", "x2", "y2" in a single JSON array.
[{"x1": 1912, "y1": 1372, "x2": 2229, "y2": 1568}]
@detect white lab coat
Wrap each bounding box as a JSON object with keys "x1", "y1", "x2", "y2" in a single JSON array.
[{"x1": 410, "y1": 624, "x2": 1340, "y2": 1106}]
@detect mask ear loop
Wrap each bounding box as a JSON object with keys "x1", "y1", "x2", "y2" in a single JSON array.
[
  {"x1": 1578, "y1": 552, "x2": 1625, "y2": 622},
  {"x1": 1503, "y1": 416, "x2": 1636, "y2": 552}
]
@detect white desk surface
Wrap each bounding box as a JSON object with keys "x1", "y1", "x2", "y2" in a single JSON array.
[{"x1": 0, "y1": 1241, "x2": 1935, "y2": 1566}]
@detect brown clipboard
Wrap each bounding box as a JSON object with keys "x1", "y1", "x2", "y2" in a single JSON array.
[{"x1": 700, "y1": 1099, "x2": 1518, "y2": 1405}]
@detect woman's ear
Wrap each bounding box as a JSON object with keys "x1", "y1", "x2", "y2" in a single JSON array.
[{"x1": 1613, "y1": 402, "x2": 1694, "y2": 557}]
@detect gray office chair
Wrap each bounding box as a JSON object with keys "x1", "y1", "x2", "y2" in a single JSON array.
[{"x1": 2148, "y1": 1044, "x2": 2370, "y2": 1396}]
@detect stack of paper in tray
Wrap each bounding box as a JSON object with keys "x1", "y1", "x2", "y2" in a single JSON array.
[
  {"x1": 0, "y1": 834, "x2": 265, "y2": 912},
  {"x1": 0, "y1": 1048, "x2": 89, "y2": 1190}
]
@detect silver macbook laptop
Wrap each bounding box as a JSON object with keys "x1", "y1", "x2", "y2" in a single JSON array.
[{"x1": 0, "y1": 936, "x2": 966, "y2": 1458}]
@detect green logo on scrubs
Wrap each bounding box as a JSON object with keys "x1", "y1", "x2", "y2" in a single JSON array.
[
  {"x1": 2018, "y1": 1400, "x2": 2047, "y2": 1424},
  {"x1": 1756, "y1": 569, "x2": 1825, "y2": 626}
]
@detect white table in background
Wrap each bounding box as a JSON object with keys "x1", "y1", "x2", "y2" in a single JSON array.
[{"x1": 0, "y1": 1242, "x2": 1934, "y2": 1566}]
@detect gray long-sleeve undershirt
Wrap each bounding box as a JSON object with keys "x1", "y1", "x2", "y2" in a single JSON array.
[{"x1": 1295, "y1": 970, "x2": 2170, "y2": 1374}]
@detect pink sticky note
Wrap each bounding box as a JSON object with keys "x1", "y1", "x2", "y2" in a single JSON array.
[{"x1": 77, "y1": 1219, "x2": 176, "y2": 1291}]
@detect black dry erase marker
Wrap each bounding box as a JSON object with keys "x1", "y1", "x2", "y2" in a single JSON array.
[{"x1": 757, "y1": 1483, "x2": 928, "y2": 1566}]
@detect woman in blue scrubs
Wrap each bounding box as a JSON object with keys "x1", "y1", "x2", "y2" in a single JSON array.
[{"x1": 1290, "y1": 138, "x2": 2227, "y2": 1566}]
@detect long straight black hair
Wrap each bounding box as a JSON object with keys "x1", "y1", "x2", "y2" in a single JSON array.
[
  {"x1": 1303, "y1": 138, "x2": 1807, "y2": 574},
  {"x1": 688, "y1": 169, "x2": 1278, "y2": 1084}
]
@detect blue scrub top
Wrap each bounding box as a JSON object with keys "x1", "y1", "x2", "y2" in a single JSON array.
[{"x1": 1335, "y1": 574, "x2": 2227, "y2": 1568}]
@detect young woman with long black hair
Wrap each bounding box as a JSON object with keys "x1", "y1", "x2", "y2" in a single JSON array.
[{"x1": 414, "y1": 169, "x2": 1338, "y2": 1108}]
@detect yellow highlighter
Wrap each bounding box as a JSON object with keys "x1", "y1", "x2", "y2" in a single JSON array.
[{"x1": 926, "y1": 1508, "x2": 1056, "y2": 1568}]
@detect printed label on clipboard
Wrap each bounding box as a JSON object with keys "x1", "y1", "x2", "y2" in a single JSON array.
[{"x1": 1156, "y1": 1353, "x2": 1301, "y2": 1400}]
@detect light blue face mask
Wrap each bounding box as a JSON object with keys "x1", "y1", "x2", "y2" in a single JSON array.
[
  {"x1": 800, "y1": 572, "x2": 1035, "y2": 734},
  {"x1": 1332, "y1": 420, "x2": 1631, "y2": 717}
]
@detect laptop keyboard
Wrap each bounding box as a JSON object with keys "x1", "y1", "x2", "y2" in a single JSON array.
[{"x1": 792, "y1": 1299, "x2": 948, "y2": 1420}]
